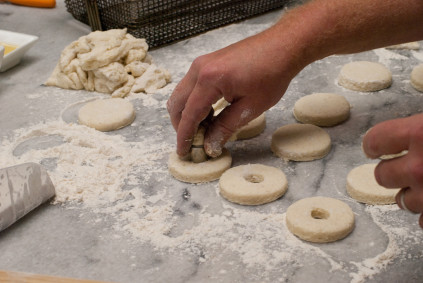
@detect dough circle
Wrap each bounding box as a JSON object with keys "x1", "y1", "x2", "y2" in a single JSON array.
[
  {"x1": 271, "y1": 124, "x2": 331, "y2": 161},
  {"x1": 411, "y1": 64, "x2": 423, "y2": 92},
  {"x1": 231, "y1": 113, "x2": 266, "y2": 140},
  {"x1": 219, "y1": 164, "x2": 288, "y2": 205},
  {"x1": 286, "y1": 197, "x2": 355, "y2": 243},
  {"x1": 78, "y1": 98, "x2": 135, "y2": 131},
  {"x1": 293, "y1": 93, "x2": 350, "y2": 126},
  {"x1": 168, "y1": 148, "x2": 232, "y2": 183},
  {"x1": 346, "y1": 163, "x2": 400, "y2": 204},
  {"x1": 338, "y1": 61, "x2": 392, "y2": 92}
]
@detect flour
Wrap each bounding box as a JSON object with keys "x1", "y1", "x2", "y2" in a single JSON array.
[{"x1": 373, "y1": 48, "x2": 408, "y2": 67}]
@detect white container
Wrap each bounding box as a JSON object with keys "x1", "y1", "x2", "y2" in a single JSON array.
[{"x1": 0, "y1": 30, "x2": 38, "y2": 72}]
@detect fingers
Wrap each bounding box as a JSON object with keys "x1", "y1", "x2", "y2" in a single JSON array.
[
  {"x1": 395, "y1": 187, "x2": 423, "y2": 214},
  {"x1": 362, "y1": 117, "x2": 411, "y2": 159},
  {"x1": 204, "y1": 99, "x2": 259, "y2": 157}
]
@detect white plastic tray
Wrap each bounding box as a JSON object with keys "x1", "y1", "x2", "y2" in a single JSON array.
[{"x1": 0, "y1": 30, "x2": 38, "y2": 72}]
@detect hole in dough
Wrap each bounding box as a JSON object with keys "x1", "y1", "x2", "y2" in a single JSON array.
[
  {"x1": 243, "y1": 173, "x2": 264, "y2": 183},
  {"x1": 311, "y1": 208, "x2": 329, "y2": 220}
]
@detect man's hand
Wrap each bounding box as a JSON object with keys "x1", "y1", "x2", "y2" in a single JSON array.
[{"x1": 362, "y1": 113, "x2": 423, "y2": 228}]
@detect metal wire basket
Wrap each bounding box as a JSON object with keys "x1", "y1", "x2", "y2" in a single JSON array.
[{"x1": 64, "y1": 0, "x2": 290, "y2": 48}]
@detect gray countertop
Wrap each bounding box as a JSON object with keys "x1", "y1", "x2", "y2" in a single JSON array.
[{"x1": 1, "y1": 1, "x2": 423, "y2": 282}]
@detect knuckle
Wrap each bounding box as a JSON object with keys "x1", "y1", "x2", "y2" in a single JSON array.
[{"x1": 407, "y1": 157, "x2": 423, "y2": 184}]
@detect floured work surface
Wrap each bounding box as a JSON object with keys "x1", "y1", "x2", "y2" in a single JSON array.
[{"x1": 1, "y1": 2, "x2": 423, "y2": 283}]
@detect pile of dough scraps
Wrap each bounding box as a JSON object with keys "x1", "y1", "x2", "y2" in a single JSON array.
[{"x1": 45, "y1": 29, "x2": 171, "y2": 97}]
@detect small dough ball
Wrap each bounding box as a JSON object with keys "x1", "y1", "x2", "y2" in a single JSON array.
[
  {"x1": 271, "y1": 124, "x2": 331, "y2": 161},
  {"x1": 286, "y1": 197, "x2": 355, "y2": 243},
  {"x1": 338, "y1": 61, "x2": 392, "y2": 92},
  {"x1": 232, "y1": 113, "x2": 266, "y2": 140},
  {"x1": 78, "y1": 98, "x2": 135, "y2": 131},
  {"x1": 219, "y1": 164, "x2": 288, "y2": 205},
  {"x1": 293, "y1": 93, "x2": 350, "y2": 126},
  {"x1": 411, "y1": 64, "x2": 423, "y2": 92},
  {"x1": 346, "y1": 163, "x2": 400, "y2": 205},
  {"x1": 168, "y1": 148, "x2": 232, "y2": 183}
]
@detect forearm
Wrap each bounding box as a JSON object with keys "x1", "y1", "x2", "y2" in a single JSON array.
[{"x1": 263, "y1": 0, "x2": 423, "y2": 71}]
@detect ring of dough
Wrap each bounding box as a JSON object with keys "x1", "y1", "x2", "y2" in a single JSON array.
[
  {"x1": 219, "y1": 164, "x2": 288, "y2": 205},
  {"x1": 271, "y1": 124, "x2": 331, "y2": 161},
  {"x1": 286, "y1": 197, "x2": 355, "y2": 243},
  {"x1": 168, "y1": 148, "x2": 232, "y2": 183},
  {"x1": 347, "y1": 163, "x2": 400, "y2": 205},
  {"x1": 293, "y1": 93, "x2": 350, "y2": 127},
  {"x1": 338, "y1": 61, "x2": 392, "y2": 92},
  {"x1": 411, "y1": 64, "x2": 423, "y2": 92},
  {"x1": 78, "y1": 98, "x2": 135, "y2": 131}
]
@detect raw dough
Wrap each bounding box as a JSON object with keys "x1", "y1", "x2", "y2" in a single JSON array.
[
  {"x1": 168, "y1": 148, "x2": 232, "y2": 183},
  {"x1": 411, "y1": 64, "x2": 423, "y2": 92},
  {"x1": 212, "y1": 98, "x2": 266, "y2": 140},
  {"x1": 219, "y1": 164, "x2": 288, "y2": 205},
  {"x1": 386, "y1": 42, "x2": 420, "y2": 50},
  {"x1": 286, "y1": 197, "x2": 355, "y2": 243},
  {"x1": 78, "y1": 98, "x2": 135, "y2": 131},
  {"x1": 46, "y1": 29, "x2": 171, "y2": 97},
  {"x1": 338, "y1": 61, "x2": 392, "y2": 92},
  {"x1": 271, "y1": 124, "x2": 331, "y2": 161},
  {"x1": 293, "y1": 93, "x2": 350, "y2": 126},
  {"x1": 231, "y1": 113, "x2": 266, "y2": 140},
  {"x1": 346, "y1": 163, "x2": 400, "y2": 205}
]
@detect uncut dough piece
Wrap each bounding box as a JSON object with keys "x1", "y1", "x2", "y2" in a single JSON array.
[
  {"x1": 231, "y1": 113, "x2": 266, "y2": 140},
  {"x1": 168, "y1": 148, "x2": 232, "y2": 183},
  {"x1": 78, "y1": 98, "x2": 135, "y2": 131},
  {"x1": 286, "y1": 197, "x2": 355, "y2": 243},
  {"x1": 338, "y1": 61, "x2": 392, "y2": 92},
  {"x1": 219, "y1": 164, "x2": 288, "y2": 205},
  {"x1": 293, "y1": 93, "x2": 350, "y2": 126},
  {"x1": 386, "y1": 42, "x2": 420, "y2": 50},
  {"x1": 347, "y1": 163, "x2": 400, "y2": 205},
  {"x1": 411, "y1": 64, "x2": 423, "y2": 92},
  {"x1": 271, "y1": 124, "x2": 331, "y2": 161}
]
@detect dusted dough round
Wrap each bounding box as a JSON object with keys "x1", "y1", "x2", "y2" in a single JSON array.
[
  {"x1": 411, "y1": 64, "x2": 423, "y2": 92},
  {"x1": 338, "y1": 61, "x2": 392, "y2": 92},
  {"x1": 293, "y1": 93, "x2": 350, "y2": 126},
  {"x1": 271, "y1": 124, "x2": 331, "y2": 161},
  {"x1": 78, "y1": 98, "x2": 135, "y2": 131},
  {"x1": 347, "y1": 163, "x2": 400, "y2": 205},
  {"x1": 219, "y1": 164, "x2": 288, "y2": 205},
  {"x1": 168, "y1": 148, "x2": 232, "y2": 183},
  {"x1": 286, "y1": 197, "x2": 355, "y2": 243},
  {"x1": 231, "y1": 113, "x2": 266, "y2": 140}
]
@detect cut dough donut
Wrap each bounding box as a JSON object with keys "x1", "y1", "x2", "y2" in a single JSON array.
[
  {"x1": 78, "y1": 98, "x2": 135, "y2": 131},
  {"x1": 411, "y1": 64, "x2": 423, "y2": 92},
  {"x1": 231, "y1": 113, "x2": 266, "y2": 140},
  {"x1": 271, "y1": 124, "x2": 331, "y2": 161},
  {"x1": 286, "y1": 197, "x2": 355, "y2": 243},
  {"x1": 293, "y1": 93, "x2": 350, "y2": 126},
  {"x1": 168, "y1": 148, "x2": 232, "y2": 183},
  {"x1": 338, "y1": 61, "x2": 392, "y2": 92},
  {"x1": 219, "y1": 164, "x2": 288, "y2": 205},
  {"x1": 346, "y1": 163, "x2": 400, "y2": 205}
]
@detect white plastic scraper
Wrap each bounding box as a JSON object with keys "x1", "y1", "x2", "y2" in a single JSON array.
[{"x1": 0, "y1": 163, "x2": 55, "y2": 231}]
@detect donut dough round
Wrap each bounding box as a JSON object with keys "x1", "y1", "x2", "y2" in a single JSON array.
[
  {"x1": 231, "y1": 113, "x2": 266, "y2": 140},
  {"x1": 286, "y1": 197, "x2": 355, "y2": 243},
  {"x1": 271, "y1": 124, "x2": 331, "y2": 161},
  {"x1": 78, "y1": 98, "x2": 135, "y2": 131},
  {"x1": 219, "y1": 164, "x2": 288, "y2": 205},
  {"x1": 338, "y1": 61, "x2": 392, "y2": 92},
  {"x1": 411, "y1": 64, "x2": 423, "y2": 92},
  {"x1": 168, "y1": 148, "x2": 232, "y2": 183},
  {"x1": 293, "y1": 93, "x2": 350, "y2": 126},
  {"x1": 346, "y1": 163, "x2": 400, "y2": 205}
]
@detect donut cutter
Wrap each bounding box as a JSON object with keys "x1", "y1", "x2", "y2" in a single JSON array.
[{"x1": 0, "y1": 163, "x2": 55, "y2": 232}]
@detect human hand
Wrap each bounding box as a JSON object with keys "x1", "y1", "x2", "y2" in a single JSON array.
[
  {"x1": 362, "y1": 113, "x2": 423, "y2": 228},
  {"x1": 167, "y1": 29, "x2": 305, "y2": 158}
]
